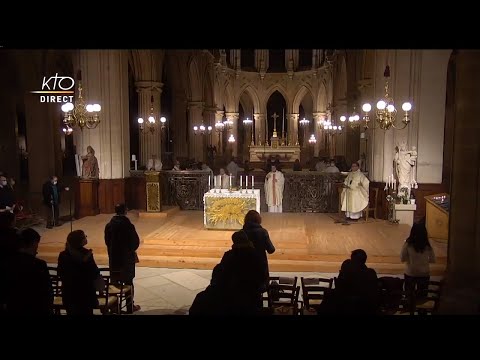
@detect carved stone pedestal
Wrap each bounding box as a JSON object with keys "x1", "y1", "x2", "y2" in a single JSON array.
[
  {"x1": 145, "y1": 171, "x2": 161, "y2": 212},
  {"x1": 75, "y1": 179, "x2": 99, "y2": 219},
  {"x1": 394, "y1": 203, "x2": 417, "y2": 227}
]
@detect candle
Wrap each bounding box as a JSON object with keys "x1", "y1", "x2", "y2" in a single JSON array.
[
  {"x1": 240, "y1": 176, "x2": 243, "y2": 189},
  {"x1": 131, "y1": 154, "x2": 136, "y2": 161},
  {"x1": 229, "y1": 175, "x2": 232, "y2": 188},
  {"x1": 246, "y1": 175, "x2": 248, "y2": 188},
  {"x1": 208, "y1": 175, "x2": 211, "y2": 189},
  {"x1": 251, "y1": 175, "x2": 254, "y2": 189},
  {"x1": 214, "y1": 176, "x2": 216, "y2": 188}
]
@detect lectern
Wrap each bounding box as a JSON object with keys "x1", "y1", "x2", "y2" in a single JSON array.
[{"x1": 145, "y1": 171, "x2": 161, "y2": 212}]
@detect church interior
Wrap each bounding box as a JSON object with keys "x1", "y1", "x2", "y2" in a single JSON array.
[{"x1": 0, "y1": 49, "x2": 479, "y2": 315}]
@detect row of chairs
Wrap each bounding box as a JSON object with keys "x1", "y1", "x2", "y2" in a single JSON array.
[
  {"x1": 48, "y1": 266, "x2": 134, "y2": 315},
  {"x1": 262, "y1": 276, "x2": 442, "y2": 315}
]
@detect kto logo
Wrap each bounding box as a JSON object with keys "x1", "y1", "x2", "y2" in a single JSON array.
[{"x1": 30, "y1": 73, "x2": 75, "y2": 103}]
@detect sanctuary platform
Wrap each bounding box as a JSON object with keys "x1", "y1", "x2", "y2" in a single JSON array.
[{"x1": 35, "y1": 209, "x2": 447, "y2": 275}]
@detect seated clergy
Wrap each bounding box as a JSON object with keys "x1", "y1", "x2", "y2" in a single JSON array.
[
  {"x1": 215, "y1": 168, "x2": 230, "y2": 189},
  {"x1": 147, "y1": 155, "x2": 162, "y2": 171}
]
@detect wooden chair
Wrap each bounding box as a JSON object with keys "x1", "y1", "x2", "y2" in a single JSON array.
[
  {"x1": 96, "y1": 268, "x2": 119, "y2": 315},
  {"x1": 301, "y1": 277, "x2": 333, "y2": 315},
  {"x1": 363, "y1": 187, "x2": 379, "y2": 221},
  {"x1": 414, "y1": 280, "x2": 442, "y2": 315},
  {"x1": 266, "y1": 276, "x2": 301, "y2": 315}
]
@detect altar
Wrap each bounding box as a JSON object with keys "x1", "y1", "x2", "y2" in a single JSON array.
[
  {"x1": 249, "y1": 145, "x2": 301, "y2": 163},
  {"x1": 203, "y1": 189, "x2": 261, "y2": 230}
]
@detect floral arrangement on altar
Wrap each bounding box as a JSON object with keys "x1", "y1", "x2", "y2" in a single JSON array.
[{"x1": 397, "y1": 186, "x2": 410, "y2": 204}]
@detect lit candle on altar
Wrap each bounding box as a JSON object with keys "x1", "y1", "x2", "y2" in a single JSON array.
[
  {"x1": 251, "y1": 175, "x2": 254, "y2": 189},
  {"x1": 246, "y1": 175, "x2": 248, "y2": 188},
  {"x1": 229, "y1": 175, "x2": 232, "y2": 188},
  {"x1": 214, "y1": 176, "x2": 216, "y2": 188},
  {"x1": 208, "y1": 175, "x2": 211, "y2": 189},
  {"x1": 240, "y1": 175, "x2": 243, "y2": 189}
]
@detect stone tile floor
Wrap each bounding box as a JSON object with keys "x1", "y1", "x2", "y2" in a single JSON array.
[{"x1": 128, "y1": 267, "x2": 443, "y2": 315}]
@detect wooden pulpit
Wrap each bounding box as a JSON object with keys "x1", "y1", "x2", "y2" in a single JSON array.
[
  {"x1": 75, "y1": 178, "x2": 100, "y2": 219},
  {"x1": 145, "y1": 171, "x2": 161, "y2": 212},
  {"x1": 424, "y1": 193, "x2": 449, "y2": 241}
]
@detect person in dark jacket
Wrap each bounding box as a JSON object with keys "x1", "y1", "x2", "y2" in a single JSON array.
[
  {"x1": 104, "y1": 203, "x2": 140, "y2": 313},
  {"x1": 242, "y1": 210, "x2": 275, "y2": 290},
  {"x1": 57, "y1": 230, "x2": 104, "y2": 315},
  {"x1": 4, "y1": 228, "x2": 53, "y2": 315},
  {"x1": 318, "y1": 249, "x2": 379, "y2": 315},
  {"x1": 189, "y1": 230, "x2": 265, "y2": 315},
  {"x1": 42, "y1": 175, "x2": 69, "y2": 228}
]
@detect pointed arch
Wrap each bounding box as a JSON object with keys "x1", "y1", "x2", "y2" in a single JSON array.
[
  {"x1": 292, "y1": 85, "x2": 314, "y2": 114},
  {"x1": 188, "y1": 58, "x2": 202, "y2": 101},
  {"x1": 263, "y1": 84, "x2": 290, "y2": 113},
  {"x1": 237, "y1": 85, "x2": 260, "y2": 113}
]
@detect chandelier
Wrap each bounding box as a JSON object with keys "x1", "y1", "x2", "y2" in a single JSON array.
[
  {"x1": 339, "y1": 107, "x2": 361, "y2": 129},
  {"x1": 138, "y1": 95, "x2": 158, "y2": 134},
  {"x1": 308, "y1": 134, "x2": 317, "y2": 144},
  {"x1": 61, "y1": 71, "x2": 101, "y2": 131},
  {"x1": 193, "y1": 124, "x2": 213, "y2": 135},
  {"x1": 361, "y1": 66, "x2": 412, "y2": 130},
  {"x1": 62, "y1": 126, "x2": 73, "y2": 135},
  {"x1": 243, "y1": 117, "x2": 254, "y2": 146},
  {"x1": 228, "y1": 134, "x2": 235, "y2": 143}
]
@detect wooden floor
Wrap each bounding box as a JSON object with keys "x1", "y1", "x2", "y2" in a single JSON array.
[{"x1": 37, "y1": 209, "x2": 447, "y2": 275}]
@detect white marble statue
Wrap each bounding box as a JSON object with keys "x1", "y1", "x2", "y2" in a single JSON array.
[{"x1": 394, "y1": 141, "x2": 418, "y2": 196}]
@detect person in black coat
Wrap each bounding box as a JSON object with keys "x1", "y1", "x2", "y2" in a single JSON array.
[
  {"x1": 42, "y1": 175, "x2": 69, "y2": 228},
  {"x1": 189, "y1": 231, "x2": 265, "y2": 315},
  {"x1": 4, "y1": 228, "x2": 53, "y2": 315},
  {"x1": 242, "y1": 210, "x2": 275, "y2": 291},
  {"x1": 104, "y1": 203, "x2": 140, "y2": 313},
  {"x1": 57, "y1": 230, "x2": 104, "y2": 315}
]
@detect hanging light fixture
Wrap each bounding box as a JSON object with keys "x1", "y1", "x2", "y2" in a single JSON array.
[
  {"x1": 308, "y1": 134, "x2": 317, "y2": 144},
  {"x1": 228, "y1": 133, "x2": 235, "y2": 143},
  {"x1": 361, "y1": 65, "x2": 412, "y2": 130},
  {"x1": 61, "y1": 70, "x2": 101, "y2": 131}
]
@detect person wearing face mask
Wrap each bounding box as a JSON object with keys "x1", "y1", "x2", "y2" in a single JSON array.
[{"x1": 42, "y1": 175, "x2": 69, "y2": 229}]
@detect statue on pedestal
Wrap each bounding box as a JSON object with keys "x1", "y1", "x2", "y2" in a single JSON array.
[
  {"x1": 81, "y1": 146, "x2": 99, "y2": 179},
  {"x1": 394, "y1": 141, "x2": 418, "y2": 198}
]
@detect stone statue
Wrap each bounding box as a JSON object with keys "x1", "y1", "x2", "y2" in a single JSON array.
[
  {"x1": 81, "y1": 145, "x2": 99, "y2": 179},
  {"x1": 394, "y1": 141, "x2": 417, "y2": 195}
]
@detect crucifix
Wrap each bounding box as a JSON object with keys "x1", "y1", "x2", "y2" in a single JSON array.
[{"x1": 271, "y1": 112, "x2": 279, "y2": 132}]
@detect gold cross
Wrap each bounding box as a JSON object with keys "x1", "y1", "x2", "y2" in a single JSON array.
[{"x1": 271, "y1": 112, "x2": 279, "y2": 121}]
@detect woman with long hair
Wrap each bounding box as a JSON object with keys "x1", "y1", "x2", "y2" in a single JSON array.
[{"x1": 400, "y1": 223, "x2": 436, "y2": 298}]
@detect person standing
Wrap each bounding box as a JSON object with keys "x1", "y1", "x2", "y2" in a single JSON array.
[
  {"x1": 340, "y1": 162, "x2": 369, "y2": 221},
  {"x1": 42, "y1": 175, "x2": 69, "y2": 228},
  {"x1": 242, "y1": 210, "x2": 276, "y2": 292},
  {"x1": 264, "y1": 165, "x2": 285, "y2": 213},
  {"x1": 104, "y1": 204, "x2": 141, "y2": 313},
  {"x1": 400, "y1": 223, "x2": 436, "y2": 298}
]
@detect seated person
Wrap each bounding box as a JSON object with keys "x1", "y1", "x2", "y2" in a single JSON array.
[
  {"x1": 0, "y1": 175, "x2": 15, "y2": 212},
  {"x1": 325, "y1": 160, "x2": 340, "y2": 173},
  {"x1": 201, "y1": 163, "x2": 213, "y2": 174},
  {"x1": 146, "y1": 155, "x2": 162, "y2": 171},
  {"x1": 215, "y1": 168, "x2": 230, "y2": 189},
  {"x1": 173, "y1": 159, "x2": 181, "y2": 171},
  {"x1": 315, "y1": 158, "x2": 327, "y2": 172},
  {"x1": 293, "y1": 159, "x2": 302, "y2": 171}
]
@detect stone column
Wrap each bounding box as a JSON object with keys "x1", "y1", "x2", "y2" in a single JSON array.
[
  {"x1": 215, "y1": 110, "x2": 224, "y2": 154},
  {"x1": 225, "y1": 112, "x2": 239, "y2": 157},
  {"x1": 312, "y1": 112, "x2": 325, "y2": 157},
  {"x1": 254, "y1": 113, "x2": 266, "y2": 145},
  {"x1": 135, "y1": 81, "x2": 162, "y2": 166},
  {"x1": 188, "y1": 101, "x2": 204, "y2": 161},
  {"x1": 73, "y1": 50, "x2": 129, "y2": 213},
  {"x1": 438, "y1": 50, "x2": 480, "y2": 314},
  {"x1": 172, "y1": 90, "x2": 188, "y2": 159},
  {"x1": 203, "y1": 107, "x2": 216, "y2": 148},
  {"x1": 287, "y1": 113, "x2": 299, "y2": 146},
  {"x1": 335, "y1": 100, "x2": 347, "y2": 158}
]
